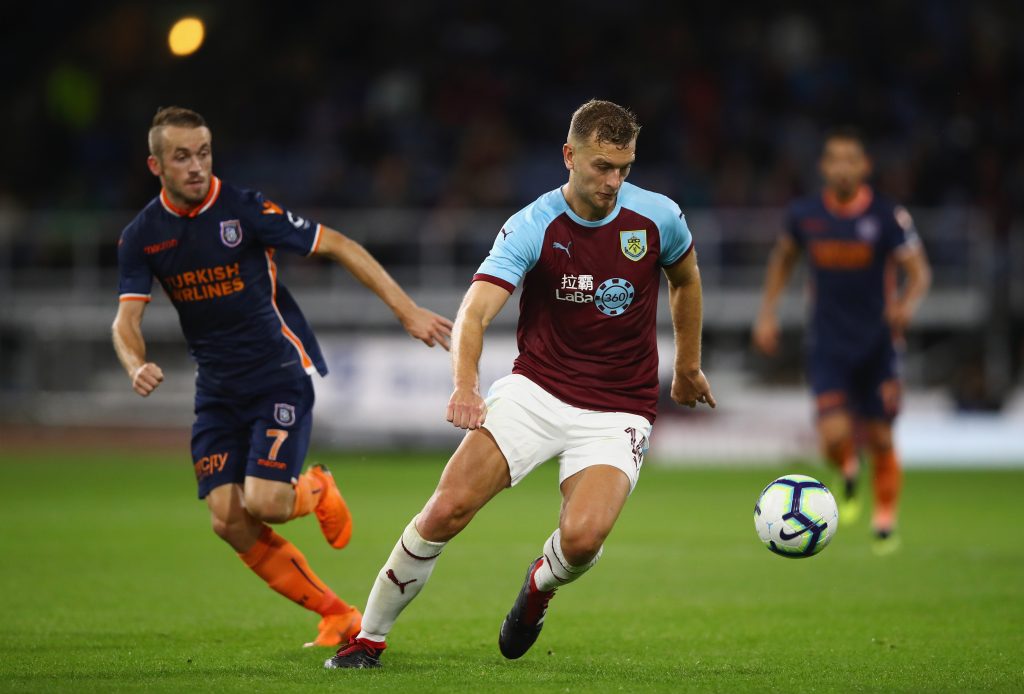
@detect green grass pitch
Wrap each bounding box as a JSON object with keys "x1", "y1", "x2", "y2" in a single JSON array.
[{"x1": 1, "y1": 449, "x2": 1022, "y2": 692}]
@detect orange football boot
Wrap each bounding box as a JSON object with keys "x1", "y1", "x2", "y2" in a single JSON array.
[
  {"x1": 308, "y1": 464, "x2": 353, "y2": 549},
  {"x1": 304, "y1": 606, "x2": 363, "y2": 648}
]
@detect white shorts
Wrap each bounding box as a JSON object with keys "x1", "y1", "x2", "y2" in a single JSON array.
[{"x1": 482, "y1": 374, "x2": 653, "y2": 491}]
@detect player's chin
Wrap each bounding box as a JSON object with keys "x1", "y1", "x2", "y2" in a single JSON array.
[{"x1": 182, "y1": 181, "x2": 209, "y2": 200}]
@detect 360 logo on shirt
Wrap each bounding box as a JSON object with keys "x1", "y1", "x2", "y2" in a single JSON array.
[
  {"x1": 594, "y1": 278, "x2": 635, "y2": 317},
  {"x1": 554, "y1": 276, "x2": 635, "y2": 317}
]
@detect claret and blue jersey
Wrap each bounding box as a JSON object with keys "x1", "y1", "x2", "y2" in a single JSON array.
[
  {"x1": 117, "y1": 177, "x2": 328, "y2": 391},
  {"x1": 474, "y1": 181, "x2": 693, "y2": 423}
]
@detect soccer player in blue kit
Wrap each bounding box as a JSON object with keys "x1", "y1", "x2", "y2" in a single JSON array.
[
  {"x1": 326, "y1": 100, "x2": 716, "y2": 669},
  {"x1": 753, "y1": 128, "x2": 931, "y2": 554},
  {"x1": 111, "y1": 107, "x2": 453, "y2": 647}
]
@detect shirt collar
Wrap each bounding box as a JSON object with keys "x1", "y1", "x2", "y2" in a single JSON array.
[{"x1": 160, "y1": 176, "x2": 222, "y2": 218}]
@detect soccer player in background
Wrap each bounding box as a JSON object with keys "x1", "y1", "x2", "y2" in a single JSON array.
[
  {"x1": 752, "y1": 127, "x2": 931, "y2": 554},
  {"x1": 111, "y1": 107, "x2": 453, "y2": 647},
  {"x1": 326, "y1": 99, "x2": 716, "y2": 669}
]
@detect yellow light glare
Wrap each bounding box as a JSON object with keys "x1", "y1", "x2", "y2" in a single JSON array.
[{"x1": 168, "y1": 17, "x2": 205, "y2": 57}]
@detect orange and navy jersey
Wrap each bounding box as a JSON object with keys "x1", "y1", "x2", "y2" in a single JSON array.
[
  {"x1": 785, "y1": 185, "x2": 920, "y2": 359},
  {"x1": 117, "y1": 177, "x2": 328, "y2": 389}
]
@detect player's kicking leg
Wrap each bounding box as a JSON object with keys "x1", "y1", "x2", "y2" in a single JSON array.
[
  {"x1": 499, "y1": 464, "x2": 630, "y2": 659},
  {"x1": 325, "y1": 429, "x2": 511, "y2": 669}
]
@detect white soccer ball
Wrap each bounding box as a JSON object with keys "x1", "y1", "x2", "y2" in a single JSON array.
[{"x1": 754, "y1": 474, "x2": 839, "y2": 558}]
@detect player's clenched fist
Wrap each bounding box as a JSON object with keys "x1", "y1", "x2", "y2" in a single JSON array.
[
  {"x1": 131, "y1": 362, "x2": 164, "y2": 397},
  {"x1": 446, "y1": 387, "x2": 486, "y2": 430}
]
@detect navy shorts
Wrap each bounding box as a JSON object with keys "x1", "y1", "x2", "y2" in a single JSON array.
[
  {"x1": 190, "y1": 376, "x2": 314, "y2": 499},
  {"x1": 807, "y1": 341, "x2": 902, "y2": 421}
]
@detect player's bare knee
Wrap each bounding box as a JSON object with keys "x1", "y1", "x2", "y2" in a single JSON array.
[
  {"x1": 418, "y1": 495, "x2": 475, "y2": 541},
  {"x1": 561, "y1": 537, "x2": 603, "y2": 566},
  {"x1": 419, "y1": 504, "x2": 468, "y2": 541},
  {"x1": 239, "y1": 480, "x2": 294, "y2": 523},
  {"x1": 244, "y1": 496, "x2": 291, "y2": 524},
  {"x1": 559, "y1": 523, "x2": 606, "y2": 565},
  {"x1": 210, "y1": 514, "x2": 233, "y2": 541},
  {"x1": 210, "y1": 515, "x2": 254, "y2": 551}
]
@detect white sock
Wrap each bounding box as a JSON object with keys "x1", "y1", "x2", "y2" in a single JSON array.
[
  {"x1": 532, "y1": 528, "x2": 602, "y2": 593},
  {"x1": 357, "y1": 516, "x2": 446, "y2": 642}
]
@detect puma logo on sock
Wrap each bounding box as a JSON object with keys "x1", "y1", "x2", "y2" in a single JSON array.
[{"x1": 386, "y1": 569, "x2": 417, "y2": 594}]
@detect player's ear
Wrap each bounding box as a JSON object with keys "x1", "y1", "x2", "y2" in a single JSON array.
[
  {"x1": 563, "y1": 143, "x2": 574, "y2": 171},
  {"x1": 147, "y1": 154, "x2": 162, "y2": 177}
]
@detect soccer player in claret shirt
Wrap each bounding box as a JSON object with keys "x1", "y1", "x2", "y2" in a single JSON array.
[
  {"x1": 325, "y1": 100, "x2": 716, "y2": 669},
  {"x1": 111, "y1": 107, "x2": 453, "y2": 647},
  {"x1": 753, "y1": 127, "x2": 931, "y2": 554}
]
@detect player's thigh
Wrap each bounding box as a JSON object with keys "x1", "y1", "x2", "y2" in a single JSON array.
[
  {"x1": 560, "y1": 409, "x2": 651, "y2": 494},
  {"x1": 808, "y1": 349, "x2": 854, "y2": 421},
  {"x1": 555, "y1": 410, "x2": 649, "y2": 549},
  {"x1": 418, "y1": 429, "x2": 513, "y2": 541},
  {"x1": 557, "y1": 465, "x2": 632, "y2": 560},
  {"x1": 480, "y1": 374, "x2": 569, "y2": 486},
  {"x1": 244, "y1": 378, "x2": 315, "y2": 493},
  {"x1": 191, "y1": 393, "x2": 249, "y2": 500},
  {"x1": 559, "y1": 464, "x2": 632, "y2": 529},
  {"x1": 851, "y1": 343, "x2": 902, "y2": 422}
]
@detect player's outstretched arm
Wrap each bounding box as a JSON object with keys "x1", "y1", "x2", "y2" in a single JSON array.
[
  {"x1": 664, "y1": 252, "x2": 716, "y2": 410},
  {"x1": 314, "y1": 226, "x2": 453, "y2": 350},
  {"x1": 111, "y1": 300, "x2": 164, "y2": 397},
  {"x1": 752, "y1": 234, "x2": 801, "y2": 356},
  {"x1": 446, "y1": 281, "x2": 512, "y2": 430},
  {"x1": 886, "y1": 243, "x2": 932, "y2": 335}
]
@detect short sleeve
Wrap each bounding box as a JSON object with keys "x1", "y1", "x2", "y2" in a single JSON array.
[
  {"x1": 473, "y1": 220, "x2": 542, "y2": 292},
  {"x1": 243, "y1": 191, "x2": 324, "y2": 256},
  {"x1": 660, "y1": 208, "x2": 694, "y2": 266},
  {"x1": 117, "y1": 225, "x2": 153, "y2": 302},
  {"x1": 884, "y1": 205, "x2": 921, "y2": 258}
]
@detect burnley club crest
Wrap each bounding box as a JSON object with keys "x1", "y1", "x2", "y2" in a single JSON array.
[{"x1": 620, "y1": 230, "x2": 647, "y2": 261}]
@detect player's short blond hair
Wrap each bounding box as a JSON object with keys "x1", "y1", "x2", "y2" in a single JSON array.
[
  {"x1": 569, "y1": 100, "x2": 640, "y2": 148},
  {"x1": 148, "y1": 106, "x2": 208, "y2": 158}
]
